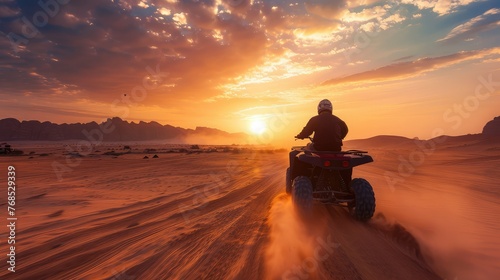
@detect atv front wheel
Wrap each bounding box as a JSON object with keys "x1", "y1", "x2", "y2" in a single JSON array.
[
  {"x1": 350, "y1": 178, "x2": 375, "y2": 221},
  {"x1": 286, "y1": 168, "x2": 292, "y2": 194},
  {"x1": 292, "y1": 176, "x2": 313, "y2": 214}
]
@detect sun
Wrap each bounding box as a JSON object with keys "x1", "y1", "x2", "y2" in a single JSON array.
[{"x1": 250, "y1": 119, "x2": 267, "y2": 135}]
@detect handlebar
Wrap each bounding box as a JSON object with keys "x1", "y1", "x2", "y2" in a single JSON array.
[{"x1": 295, "y1": 136, "x2": 313, "y2": 141}]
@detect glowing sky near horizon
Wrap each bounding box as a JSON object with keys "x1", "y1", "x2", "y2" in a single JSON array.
[{"x1": 0, "y1": 0, "x2": 499, "y2": 144}]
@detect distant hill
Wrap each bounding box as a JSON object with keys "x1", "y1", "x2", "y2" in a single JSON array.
[
  {"x1": 345, "y1": 116, "x2": 500, "y2": 150},
  {"x1": 483, "y1": 116, "x2": 500, "y2": 137},
  {"x1": 0, "y1": 117, "x2": 248, "y2": 144},
  {"x1": 344, "y1": 135, "x2": 415, "y2": 149}
]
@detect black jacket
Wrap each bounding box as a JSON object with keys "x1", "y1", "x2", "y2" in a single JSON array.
[{"x1": 297, "y1": 112, "x2": 348, "y2": 151}]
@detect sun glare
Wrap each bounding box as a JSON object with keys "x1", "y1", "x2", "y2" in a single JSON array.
[{"x1": 250, "y1": 119, "x2": 267, "y2": 135}]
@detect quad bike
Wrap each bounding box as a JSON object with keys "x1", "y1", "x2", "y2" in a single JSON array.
[{"x1": 286, "y1": 137, "x2": 376, "y2": 221}]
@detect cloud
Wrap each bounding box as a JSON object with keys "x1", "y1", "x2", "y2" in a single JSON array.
[
  {"x1": 340, "y1": 2, "x2": 407, "y2": 35},
  {"x1": 158, "y1": 7, "x2": 171, "y2": 16},
  {"x1": 401, "y1": 0, "x2": 484, "y2": 15},
  {"x1": 379, "y1": 11, "x2": 405, "y2": 29},
  {"x1": 0, "y1": 0, "x2": 274, "y2": 108},
  {"x1": 0, "y1": 5, "x2": 19, "y2": 17},
  {"x1": 305, "y1": 0, "x2": 347, "y2": 20},
  {"x1": 322, "y1": 47, "x2": 500, "y2": 85},
  {"x1": 346, "y1": 0, "x2": 384, "y2": 8},
  {"x1": 0, "y1": 101, "x2": 108, "y2": 120},
  {"x1": 438, "y1": 8, "x2": 500, "y2": 42},
  {"x1": 343, "y1": 5, "x2": 388, "y2": 22},
  {"x1": 216, "y1": 49, "x2": 332, "y2": 100}
]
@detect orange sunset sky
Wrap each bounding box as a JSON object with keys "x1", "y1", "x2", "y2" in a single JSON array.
[{"x1": 0, "y1": 0, "x2": 499, "y2": 145}]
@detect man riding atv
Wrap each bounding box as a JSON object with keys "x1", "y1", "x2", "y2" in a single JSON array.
[
  {"x1": 287, "y1": 99, "x2": 375, "y2": 221},
  {"x1": 292, "y1": 99, "x2": 352, "y2": 186}
]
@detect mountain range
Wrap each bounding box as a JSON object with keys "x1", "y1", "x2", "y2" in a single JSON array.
[
  {"x1": 344, "y1": 116, "x2": 500, "y2": 149},
  {"x1": 0, "y1": 117, "x2": 248, "y2": 144}
]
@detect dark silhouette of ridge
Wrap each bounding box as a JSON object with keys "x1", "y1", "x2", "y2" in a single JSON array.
[
  {"x1": 345, "y1": 135, "x2": 414, "y2": 148},
  {"x1": 483, "y1": 116, "x2": 500, "y2": 137},
  {"x1": 345, "y1": 116, "x2": 499, "y2": 149},
  {"x1": 0, "y1": 117, "x2": 247, "y2": 142}
]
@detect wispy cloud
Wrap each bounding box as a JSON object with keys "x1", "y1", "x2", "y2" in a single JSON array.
[
  {"x1": 438, "y1": 8, "x2": 500, "y2": 42},
  {"x1": 401, "y1": 0, "x2": 485, "y2": 15},
  {"x1": 322, "y1": 47, "x2": 500, "y2": 85}
]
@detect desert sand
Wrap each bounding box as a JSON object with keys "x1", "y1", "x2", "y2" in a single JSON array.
[{"x1": 0, "y1": 139, "x2": 498, "y2": 280}]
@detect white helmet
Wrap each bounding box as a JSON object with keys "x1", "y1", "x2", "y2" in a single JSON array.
[{"x1": 317, "y1": 99, "x2": 333, "y2": 114}]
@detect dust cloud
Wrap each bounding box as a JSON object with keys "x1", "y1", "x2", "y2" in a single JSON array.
[
  {"x1": 265, "y1": 194, "x2": 333, "y2": 280},
  {"x1": 373, "y1": 185, "x2": 500, "y2": 280}
]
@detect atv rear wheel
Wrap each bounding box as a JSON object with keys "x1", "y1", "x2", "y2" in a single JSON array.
[
  {"x1": 292, "y1": 176, "x2": 313, "y2": 215},
  {"x1": 350, "y1": 178, "x2": 375, "y2": 221},
  {"x1": 286, "y1": 168, "x2": 292, "y2": 194}
]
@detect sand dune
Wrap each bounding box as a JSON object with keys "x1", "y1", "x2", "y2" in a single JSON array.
[{"x1": 0, "y1": 141, "x2": 498, "y2": 279}]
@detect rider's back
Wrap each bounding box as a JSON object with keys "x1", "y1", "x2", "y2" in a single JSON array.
[{"x1": 304, "y1": 112, "x2": 348, "y2": 151}]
